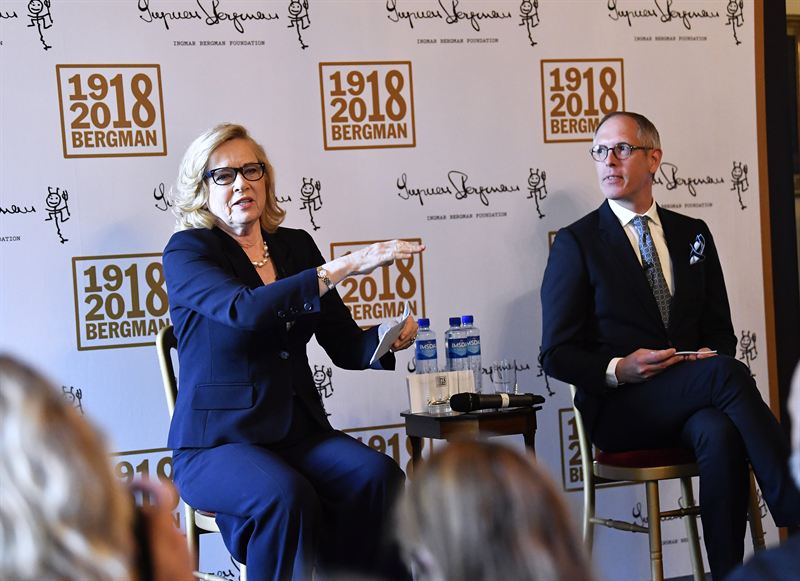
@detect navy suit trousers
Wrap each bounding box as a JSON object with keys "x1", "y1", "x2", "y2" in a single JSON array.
[
  {"x1": 173, "y1": 399, "x2": 408, "y2": 581},
  {"x1": 591, "y1": 355, "x2": 800, "y2": 579}
]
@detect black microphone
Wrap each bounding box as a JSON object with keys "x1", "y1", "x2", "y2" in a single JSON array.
[{"x1": 449, "y1": 392, "x2": 545, "y2": 413}]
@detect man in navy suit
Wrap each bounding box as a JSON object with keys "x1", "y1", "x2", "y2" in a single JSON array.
[{"x1": 540, "y1": 111, "x2": 800, "y2": 579}]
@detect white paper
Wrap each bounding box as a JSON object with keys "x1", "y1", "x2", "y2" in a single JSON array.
[
  {"x1": 455, "y1": 369, "x2": 475, "y2": 393},
  {"x1": 369, "y1": 302, "x2": 410, "y2": 365},
  {"x1": 406, "y1": 374, "x2": 430, "y2": 413},
  {"x1": 405, "y1": 370, "x2": 476, "y2": 414}
]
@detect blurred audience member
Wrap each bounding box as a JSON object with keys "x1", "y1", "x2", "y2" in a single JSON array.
[
  {"x1": 0, "y1": 355, "x2": 192, "y2": 581},
  {"x1": 394, "y1": 439, "x2": 594, "y2": 581},
  {"x1": 726, "y1": 362, "x2": 800, "y2": 581}
]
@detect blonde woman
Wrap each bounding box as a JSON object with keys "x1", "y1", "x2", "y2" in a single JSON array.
[
  {"x1": 165, "y1": 123, "x2": 422, "y2": 580},
  {"x1": 395, "y1": 440, "x2": 595, "y2": 581}
]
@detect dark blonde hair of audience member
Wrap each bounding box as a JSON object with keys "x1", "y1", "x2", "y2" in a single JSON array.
[
  {"x1": 0, "y1": 356, "x2": 134, "y2": 581},
  {"x1": 171, "y1": 123, "x2": 285, "y2": 232},
  {"x1": 395, "y1": 440, "x2": 594, "y2": 581}
]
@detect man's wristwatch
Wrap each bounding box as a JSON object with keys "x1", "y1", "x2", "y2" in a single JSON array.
[{"x1": 316, "y1": 267, "x2": 335, "y2": 291}]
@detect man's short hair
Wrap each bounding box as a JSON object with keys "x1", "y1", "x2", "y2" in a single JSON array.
[{"x1": 595, "y1": 111, "x2": 661, "y2": 150}]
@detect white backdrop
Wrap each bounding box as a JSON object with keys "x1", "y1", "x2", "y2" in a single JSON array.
[{"x1": 0, "y1": 1, "x2": 775, "y2": 578}]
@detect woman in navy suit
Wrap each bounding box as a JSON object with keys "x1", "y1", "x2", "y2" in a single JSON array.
[{"x1": 164, "y1": 123, "x2": 423, "y2": 580}]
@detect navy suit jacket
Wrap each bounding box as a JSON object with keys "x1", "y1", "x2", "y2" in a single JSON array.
[
  {"x1": 540, "y1": 200, "x2": 736, "y2": 437},
  {"x1": 163, "y1": 226, "x2": 394, "y2": 449}
]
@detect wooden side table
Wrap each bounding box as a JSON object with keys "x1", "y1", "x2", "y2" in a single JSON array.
[{"x1": 401, "y1": 405, "x2": 542, "y2": 468}]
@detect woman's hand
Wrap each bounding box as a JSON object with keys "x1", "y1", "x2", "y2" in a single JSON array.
[
  {"x1": 391, "y1": 316, "x2": 419, "y2": 352},
  {"x1": 348, "y1": 240, "x2": 425, "y2": 276},
  {"x1": 319, "y1": 240, "x2": 425, "y2": 296}
]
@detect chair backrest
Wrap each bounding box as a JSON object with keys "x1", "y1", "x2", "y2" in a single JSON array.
[
  {"x1": 569, "y1": 385, "x2": 595, "y2": 484},
  {"x1": 156, "y1": 324, "x2": 178, "y2": 419}
]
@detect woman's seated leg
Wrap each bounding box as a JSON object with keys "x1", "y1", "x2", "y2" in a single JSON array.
[
  {"x1": 276, "y1": 430, "x2": 409, "y2": 580},
  {"x1": 172, "y1": 443, "x2": 321, "y2": 581}
]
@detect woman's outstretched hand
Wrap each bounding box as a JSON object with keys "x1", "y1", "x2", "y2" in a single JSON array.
[{"x1": 348, "y1": 240, "x2": 425, "y2": 276}]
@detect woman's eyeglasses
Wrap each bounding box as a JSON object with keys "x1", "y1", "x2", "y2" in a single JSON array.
[{"x1": 204, "y1": 162, "x2": 266, "y2": 185}]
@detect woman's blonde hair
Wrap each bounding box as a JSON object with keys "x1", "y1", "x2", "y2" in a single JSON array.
[
  {"x1": 395, "y1": 439, "x2": 594, "y2": 581},
  {"x1": 0, "y1": 356, "x2": 134, "y2": 580},
  {"x1": 171, "y1": 123, "x2": 285, "y2": 232}
]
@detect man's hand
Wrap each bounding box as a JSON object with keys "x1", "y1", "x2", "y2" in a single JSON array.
[
  {"x1": 686, "y1": 347, "x2": 718, "y2": 360},
  {"x1": 615, "y1": 348, "x2": 683, "y2": 384}
]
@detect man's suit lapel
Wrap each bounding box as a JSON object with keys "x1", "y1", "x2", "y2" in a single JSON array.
[
  {"x1": 598, "y1": 201, "x2": 665, "y2": 328},
  {"x1": 658, "y1": 206, "x2": 691, "y2": 322}
]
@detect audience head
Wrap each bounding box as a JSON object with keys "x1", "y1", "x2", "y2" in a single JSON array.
[
  {"x1": 0, "y1": 355, "x2": 135, "y2": 580},
  {"x1": 394, "y1": 439, "x2": 594, "y2": 581},
  {"x1": 790, "y1": 362, "x2": 800, "y2": 489}
]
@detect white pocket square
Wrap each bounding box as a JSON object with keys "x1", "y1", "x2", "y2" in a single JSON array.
[{"x1": 689, "y1": 234, "x2": 706, "y2": 265}]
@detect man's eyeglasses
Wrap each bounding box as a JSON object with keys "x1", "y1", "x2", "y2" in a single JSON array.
[
  {"x1": 590, "y1": 142, "x2": 652, "y2": 162},
  {"x1": 204, "y1": 162, "x2": 266, "y2": 186}
]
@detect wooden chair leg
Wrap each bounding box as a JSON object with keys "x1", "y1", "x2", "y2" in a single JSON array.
[
  {"x1": 646, "y1": 481, "x2": 664, "y2": 581},
  {"x1": 747, "y1": 470, "x2": 766, "y2": 552},
  {"x1": 679, "y1": 477, "x2": 705, "y2": 581}
]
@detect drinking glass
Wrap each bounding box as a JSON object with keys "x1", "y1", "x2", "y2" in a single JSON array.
[
  {"x1": 426, "y1": 373, "x2": 451, "y2": 414},
  {"x1": 492, "y1": 359, "x2": 516, "y2": 394}
]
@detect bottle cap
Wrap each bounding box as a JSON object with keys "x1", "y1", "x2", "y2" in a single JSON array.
[
  {"x1": 417, "y1": 318, "x2": 430, "y2": 328},
  {"x1": 449, "y1": 317, "x2": 461, "y2": 327},
  {"x1": 461, "y1": 315, "x2": 474, "y2": 325}
]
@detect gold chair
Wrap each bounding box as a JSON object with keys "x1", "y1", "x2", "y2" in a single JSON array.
[
  {"x1": 156, "y1": 324, "x2": 247, "y2": 580},
  {"x1": 569, "y1": 385, "x2": 765, "y2": 581}
]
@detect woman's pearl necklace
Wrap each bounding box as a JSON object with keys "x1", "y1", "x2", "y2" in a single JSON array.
[{"x1": 250, "y1": 241, "x2": 270, "y2": 268}]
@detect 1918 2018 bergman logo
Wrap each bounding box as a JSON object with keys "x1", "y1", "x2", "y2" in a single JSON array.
[
  {"x1": 72, "y1": 253, "x2": 170, "y2": 350},
  {"x1": 329, "y1": 239, "x2": 425, "y2": 328},
  {"x1": 559, "y1": 407, "x2": 625, "y2": 492},
  {"x1": 111, "y1": 448, "x2": 182, "y2": 530},
  {"x1": 540, "y1": 59, "x2": 625, "y2": 143},
  {"x1": 56, "y1": 65, "x2": 167, "y2": 158},
  {"x1": 319, "y1": 61, "x2": 416, "y2": 151},
  {"x1": 559, "y1": 407, "x2": 584, "y2": 491}
]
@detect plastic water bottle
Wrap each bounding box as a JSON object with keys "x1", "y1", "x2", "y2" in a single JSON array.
[
  {"x1": 445, "y1": 317, "x2": 469, "y2": 372},
  {"x1": 443, "y1": 317, "x2": 460, "y2": 371},
  {"x1": 414, "y1": 318, "x2": 438, "y2": 374},
  {"x1": 461, "y1": 315, "x2": 482, "y2": 392}
]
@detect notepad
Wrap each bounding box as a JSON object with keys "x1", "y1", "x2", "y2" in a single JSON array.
[
  {"x1": 674, "y1": 350, "x2": 717, "y2": 356},
  {"x1": 369, "y1": 302, "x2": 410, "y2": 365}
]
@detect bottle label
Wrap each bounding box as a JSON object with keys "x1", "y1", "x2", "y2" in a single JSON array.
[
  {"x1": 466, "y1": 336, "x2": 481, "y2": 356},
  {"x1": 448, "y1": 338, "x2": 468, "y2": 359},
  {"x1": 415, "y1": 339, "x2": 437, "y2": 361}
]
